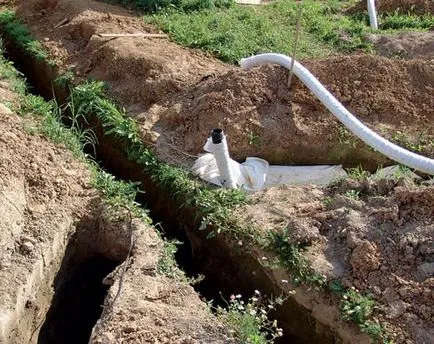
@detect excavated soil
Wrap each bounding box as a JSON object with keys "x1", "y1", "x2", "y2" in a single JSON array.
[
  {"x1": 2, "y1": 0, "x2": 434, "y2": 343},
  {"x1": 367, "y1": 31, "x2": 434, "y2": 60},
  {"x1": 13, "y1": 0, "x2": 434, "y2": 170},
  {"x1": 238, "y1": 179, "x2": 434, "y2": 344},
  {"x1": 349, "y1": 0, "x2": 434, "y2": 15},
  {"x1": 0, "y1": 72, "x2": 235, "y2": 343}
]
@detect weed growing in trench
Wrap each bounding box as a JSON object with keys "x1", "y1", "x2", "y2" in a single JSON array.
[
  {"x1": 156, "y1": 239, "x2": 186, "y2": 279},
  {"x1": 69, "y1": 80, "x2": 247, "y2": 237},
  {"x1": 340, "y1": 288, "x2": 390, "y2": 342},
  {"x1": 0, "y1": 39, "x2": 26, "y2": 95},
  {"x1": 214, "y1": 292, "x2": 284, "y2": 344},
  {"x1": 343, "y1": 189, "x2": 360, "y2": 200},
  {"x1": 0, "y1": 10, "x2": 49, "y2": 61},
  {"x1": 341, "y1": 288, "x2": 376, "y2": 324},
  {"x1": 54, "y1": 71, "x2": 75, "y2": 87},
  {"x1": 265, "y1": 227, "x2": 326, "y2": 287},
  {"x1": 346, "y1": 165, "x2": 370, "y2": 180}
]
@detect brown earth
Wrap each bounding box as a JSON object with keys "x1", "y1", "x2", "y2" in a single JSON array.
[
  {"x1": 2, "y1": 0, "x2": 434, "y2": 343},
  {"x1": 12, "y1": 0, "x2": 434, "y2": 171},
  {"x1": 0, "y1": 72, "x2": 235, "y2": 343},
  {"x1": 238, "y1": 178, "x2": 434, "y2": 344},
  {"x1": 367, "y1": 31, "x2": 434, "y2": 60},
  {"x1": 349, "y1": 0, "x2": 434, "y2": 15}
]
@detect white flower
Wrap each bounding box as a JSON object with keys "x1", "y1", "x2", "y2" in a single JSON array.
[
  {"x1": 235, "y1": 294, "x2": 242, "y2": 299},
  {"x1": 281, "y1": 279, "x2": 288, "y2": 284},
  {"x1": 254, "y1": 289, "x2": 261, "y2": 295}
]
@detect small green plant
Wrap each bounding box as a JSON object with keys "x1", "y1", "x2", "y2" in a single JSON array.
[
  {"x1": 248, "y1": 131, "x2": 261, "y2": 148},
  {"x1": 157, "y1": 239, "x2": 187, "y2": 279},
  {"x1": 265, "y1": 228, "x2": 326, "y2": 287},
  {"x1": 390, "y1": 130, "x2": 434, "y2": 154},
  {"x1": 54, "y1": 71, "x2": 75, "y2": 87},
  {"x1": 343, "y1": 189, "x2": 360, "y2": 200},
  {"x1": 323, "y1": 196, "x2": 333, "y2": 207},
  {"x1": 346, "y1": 165, "x2": 370, "y2": 180},
  {"x1": 338, "y1": 125, "x2": 358, "y2": 148},
  {"x1": 214, "y1": 291, "x2": 284, "y2": 344},
  {"x1": 0, "y1": 10, "x2": 49, "y2": 61},
  {"x1": 341, "y1": 288, "x2": 376, "y2": 324}
]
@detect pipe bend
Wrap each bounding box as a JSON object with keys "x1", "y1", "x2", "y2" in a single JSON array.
[{"x1": 240, "y1": 53, "x2": 434, "y2": 175}]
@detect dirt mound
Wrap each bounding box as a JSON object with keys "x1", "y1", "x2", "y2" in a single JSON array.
[
  {"x1": 159, "y1": 54, "x2": 434, "y2": 167},
  {"x1": 239, "y1": 180, "x2": 434, "y2": 344},
  {"x1": 0, "y1": 77, "x2": 234, "y2": 343},
  {"x1": 367, "y1": 32, "x2": 434, "y2": 60},
  {"x1": 16, "y1": 0, "x2": 228, "y2": 104},
  {"x1": 14, "y1": 0, "x2": 434, "y2": 170},
  {"x1": 349, "y1": 0, "x2": 434, "y2": 15}
]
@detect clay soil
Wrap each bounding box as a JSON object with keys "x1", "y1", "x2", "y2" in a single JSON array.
[
  {"x1": 1, "y1": 0, "x2": 434, "y2": 343},
  {"x1": 237, "y1": 178, "x2": 434, "y2": 344},
  {"x1": 12, "y1": 0, "x2": 434, "y2": 170},
  {"x1": 349, "y1": 0, "x2": 434, "y2": 15},
  {"x1": 0, "y1": 70, "x2": 234, "y2": 343}
]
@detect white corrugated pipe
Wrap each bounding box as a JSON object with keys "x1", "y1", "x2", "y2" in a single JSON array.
[
  {"x1": 240, "y1": 53, "x2": 434, "y2": 175},
  {"x1": 367, "y1": 0, "x2": 378, "y2": 29},
  {"x1": 210, "y1": 129, "x2": 238, "y2": 188}
]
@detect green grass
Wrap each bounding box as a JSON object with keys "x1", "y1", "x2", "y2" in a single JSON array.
[
  {"x1": 68, "y1": 80, "x2": 248, "y2": 236},
  {"x1": 140, "y1": 0, "x2": 434, "y2": 64},
  {"x1": 117, "y1": 0, "x2": 234, "y2": 13},
  {"x1": 214, "y1": 293, "x2": 284, "y2": 343},
  {"x1": 0, "y1": 10, "x2": 49, "y2": 61}
]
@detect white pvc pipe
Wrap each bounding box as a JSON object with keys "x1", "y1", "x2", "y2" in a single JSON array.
[
  {"x1": 240, "y1": 53, "x2": 434, "y2": 175},
  {"x1": 211, "y1": 130, "x2": 238, "y2": 188},
  {"x1": 367, "y1": 0, "x2": 378, "y2": 29}
]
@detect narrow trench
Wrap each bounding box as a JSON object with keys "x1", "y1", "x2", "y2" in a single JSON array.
[
  {"x1": 37, "y1": 256, "x2": 118, "y2": 344},
  {"x1": 1, "y1": 36, "x2": 334, "y2": 344}
]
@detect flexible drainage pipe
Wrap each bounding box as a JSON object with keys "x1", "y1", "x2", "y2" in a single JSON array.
[
  {"x1": 240, "y1": 53, "x2": 434, "y2": 175},
  {"x1": 211, "y1": 129, "x2": 238, "y2": 188},
  {"x1": 367, "y1": 0, "x2": 378, "y2": 29}
]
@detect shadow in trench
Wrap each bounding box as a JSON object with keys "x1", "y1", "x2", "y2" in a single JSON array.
[{"x1": 37, "y1": 254, "x2": 118, "y2": 344}]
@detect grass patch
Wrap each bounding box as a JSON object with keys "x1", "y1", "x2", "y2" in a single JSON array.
[
  {"x1": 214, "y1": 292, "x2": 284, "y2": 344},
  {"x1": 117, "y1": 0, "x2": 234, "y2": 13},
  {"x1": 0, "y1": 10, "x2": 50, "y2": 62},
  {"x1": 68, "y1": 80, "x2": 247, "y2": 236},
  {"x1": 140, "y1": 0, "x2": 434, "y2": 64}
]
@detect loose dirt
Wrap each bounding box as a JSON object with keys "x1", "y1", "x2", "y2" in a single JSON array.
[
  {"x1": 12, "y1": 0, "x2": 434, "y2": 170},
  {"x1": 238, "y1": 178, "x2": 434, "y2": 344},
  {"x1": 367, "y1": 31, "x2": 434, "y2": 60},
  {"x1": 0, "y1": 69, "x2": 234, "y2": 343},
  {"x1": 3, "y1": 0, "x2": 434, "y2": 343},
  {"x1": 349, "y1": 0, "x2": 434, "y2": 15}
]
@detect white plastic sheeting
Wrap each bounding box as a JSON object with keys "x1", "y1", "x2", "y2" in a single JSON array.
[{"x1": 193, "y1": 138, "x2": 347, "y2": 191}]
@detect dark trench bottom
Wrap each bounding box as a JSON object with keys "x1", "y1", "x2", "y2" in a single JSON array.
[
  {"x1": 37, "y1": 255, "x2": 118, "y2": 344},
  {"x1": 0, "y1": 37, "x2": 300, "y2": 344}
]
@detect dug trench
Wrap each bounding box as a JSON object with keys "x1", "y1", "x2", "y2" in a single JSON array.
[
  {"x1": 0, "y1": 24, "x2": 363, "y2": 344},
  {"x1": 36, "y1": 205, "x2": 130, "y2": 344}
]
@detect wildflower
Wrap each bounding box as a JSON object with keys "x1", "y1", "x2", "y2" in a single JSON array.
[
  {"x1": 281, "y1": 279, "x2": 288, "y2": 284},
  {"x1": 254, "y1": 289, "x2": 261, "y2": 295},
  {"x1": 235, "y1": 294, "x2": 242, "y2": 299}
]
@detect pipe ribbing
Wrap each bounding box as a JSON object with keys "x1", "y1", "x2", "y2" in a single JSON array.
[
  {"x1": 367, "y1": 0, "x2": 378, "y2": 29},
  {"x1": 240, "y1": 53, "x2": 434, "y2": 175}
]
